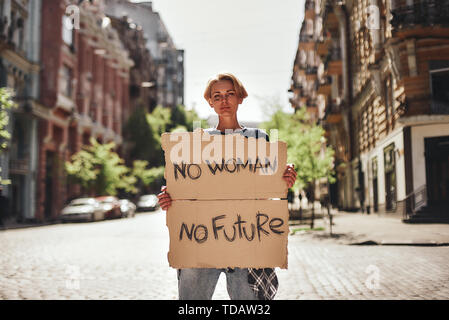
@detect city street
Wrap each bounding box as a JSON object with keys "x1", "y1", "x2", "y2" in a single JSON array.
[{"x1": 0, "y1": 210, "x2": 448, "y2": 300}]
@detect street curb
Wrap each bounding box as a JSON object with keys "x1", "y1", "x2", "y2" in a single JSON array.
[
  {"x1": 350, "y1": 240, "x2": 449, "y2": 247},
  {"x1": 0, "y1": 221, "x2": 61, "y2": 231}
]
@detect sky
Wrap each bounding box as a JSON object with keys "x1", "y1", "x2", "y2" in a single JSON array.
[{"x1": 133, "y1": 0, "x2": 305, "y2": 123}]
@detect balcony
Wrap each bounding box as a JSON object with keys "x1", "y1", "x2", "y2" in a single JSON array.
[
  {"x1": 391, "y1": 0, "x2": 449, "y2": 31},
  {"x1": 324, "y1": 102, "x2": 342, "y2": 124},
  {"x1": 299, "y1": 34, "x2": 314, "y2": 42},
  {"x1": 305, "y1": 0, "x2": 315, "y2": 19},
  {"x1": 305, "y1": 0, "x2": 315, "y2": 11},
  {"x1": 317, "y1": 76, "x2": 332, "y2": 96},
  {"x1": 290, "y1": 83, "x2": 303, "y2": 93},
  {"x1": 299, "y1": 34, "x2": 315, "y2": 51},
  {"x1": 326, "y1": 47, "x2": 342, "y2": 75},
  {"x1": 305, "y1": 66, "x2": 318, "y2": 81},
  {"x1": 316, "y1": 39, "x2": 331, "y2": 57},
  {"x1": 10, "y1": 158, "x2": 30, "y2": 174}
]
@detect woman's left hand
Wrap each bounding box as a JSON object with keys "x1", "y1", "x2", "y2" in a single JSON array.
[{"x1": 283, "y1": 164, "x2": 297, "y2": 189}]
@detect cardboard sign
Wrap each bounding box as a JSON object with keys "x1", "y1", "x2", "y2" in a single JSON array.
[
  {"x1": 161, "y1": 130, "x2": 288, "y2": 200},
  {"x1": 162, "y1": 129, "x2": 289, "y2": 269},
  {"x1": 166, "y1": 200, "x2": 288, "y2": 269}
]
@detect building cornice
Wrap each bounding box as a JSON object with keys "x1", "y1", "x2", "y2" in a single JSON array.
[{"x1": 398, "y1": 115, "x2": 449, "y2": 126}]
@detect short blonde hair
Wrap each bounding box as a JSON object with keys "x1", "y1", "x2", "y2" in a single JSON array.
[{"x1": 203, "y1": 72, "x2": 248, "y2": 101}]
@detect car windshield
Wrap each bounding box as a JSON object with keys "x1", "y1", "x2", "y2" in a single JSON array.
[
  {"x1": 70, "y1": 199, "x2": 95, "y2": 206},
  {"x1": 141, "y1": 195, "x2": 156, "y2": 201},
  {"x1": 100, "y1": 198, "x2": 115, "y2": 203}
]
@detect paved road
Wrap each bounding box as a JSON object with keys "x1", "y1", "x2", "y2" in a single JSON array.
[{"x1": 0, "y1": 210, "x2": 448, "y2": 300}]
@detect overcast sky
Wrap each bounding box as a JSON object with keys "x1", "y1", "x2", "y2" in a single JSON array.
[{"x1": 132, "y1": 0, "x2": 304, "y2": 123}]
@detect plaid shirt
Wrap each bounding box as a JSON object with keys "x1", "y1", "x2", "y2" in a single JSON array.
[{"x1": 248, "y1": 268, "x2": 279, "y2": 300}]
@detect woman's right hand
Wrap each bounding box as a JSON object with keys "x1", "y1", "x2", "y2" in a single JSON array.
[{"x1": 157, "y1": 186, "x2": 172, "y2": 211}]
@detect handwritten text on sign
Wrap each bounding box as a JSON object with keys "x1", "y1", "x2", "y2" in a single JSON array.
[
  {"x1": 166, "y1": 200, "x2": 288, "y2": 269},
  {"x1": 161, "y1": 130, "x2": 287, "y2": 200}
]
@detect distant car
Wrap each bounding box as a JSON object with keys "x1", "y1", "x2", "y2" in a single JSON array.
[
  {"x1": 96, "y1": 196, "x2": 122, "y2": 219},
  {"x1": 136, "y1": 194, "x2": 159, "y2": 212},
  {"x1": 61, "y1": 198, "x2": 104, "y2": 222},
  {"x1": 119, "y1": 199, "x2": 136, "y2": 218}
]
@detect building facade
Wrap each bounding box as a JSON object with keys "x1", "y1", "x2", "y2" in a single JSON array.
[
  {"x1": 104, "y1": 0, "x2": 184, "y2": 110},
  {"x1": 36, "y1": 0, "x2": 133, "y2": 221},
  {"x1": 109, "y1": 15, "x2": 158, "y2": 114},
  {"x1": 290, "y1": 0, "x2": 449, "y2": 221},
  {"x1": 0, "y1": 0, "x2": 41, "y2": 222}
]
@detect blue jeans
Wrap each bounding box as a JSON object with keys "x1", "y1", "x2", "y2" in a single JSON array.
[{"x1": 178, "y1": 268, "x2": 259, "y2": 300}]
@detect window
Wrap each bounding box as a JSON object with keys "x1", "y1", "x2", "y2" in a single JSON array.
[
  {"x1": 60, "y1": 65, "x2": 73, "y2": 98},
  {"x1": 430, "y1": 70, "x2": 449, "y2": 114},
  {"x1": 384, "y1": 74, "x2": 394, "y2": 130}
]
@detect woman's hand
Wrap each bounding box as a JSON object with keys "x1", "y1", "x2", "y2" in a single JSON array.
[
  {"x1": 283, "y1": 164, "x2": 297, "y2": 189},
  {"x1": 157, "y1": 186, "x2": 172, "y2": 211}
]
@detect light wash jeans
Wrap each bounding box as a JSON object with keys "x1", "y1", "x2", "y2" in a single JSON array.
[{"x1": 178, "y1": 268, "x2": 259, "y2": 300}]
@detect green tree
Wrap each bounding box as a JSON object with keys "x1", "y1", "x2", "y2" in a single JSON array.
[
  {"x1": 0, "y1": 88, "x2": 17, "y2": 186},
  {"x1": 65, "y1": 138, "x2": 136, "y2": 196},
  {"x1": 261, "y1": 107, "x2": 335, "y2": 228},
  {"x1": 124, "y1": 105, "x2": 207, "y2": 168},
  {"x1": 124, "y1": 106, "x2": 161, "y2": 166},
  {"x1": 130, "y1": 160, "x2": 165, "y2": 194}
]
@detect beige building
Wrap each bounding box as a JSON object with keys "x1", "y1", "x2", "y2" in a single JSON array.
[{"x1": 290, "y1": 0, "x2": 449, "y2": 222}]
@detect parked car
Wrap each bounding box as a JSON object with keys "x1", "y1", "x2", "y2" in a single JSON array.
[
  {"x1": 136, "y1": 194, "x2": 159, "y2": 212},
  {"x1": 119, "y1": 199, "x2": 136, "y2": 218},
  {"x1": 96, "y1": 196, "x2": 122, "y2": 219},
  {"x1": 61, "y1": 198, "x2": 105, "y2": 222}
]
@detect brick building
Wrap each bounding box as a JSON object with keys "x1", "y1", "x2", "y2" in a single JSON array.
[
  {"x1": 0, "y1": 0, "x2": 41, "y2": 223},
  {"x1": 109, "y1": 15, "x2": 158, "y2": 115},
  {"x1": 37, "y1": 0, "x2": 133, "y2": 221},
  {"x1": 108, "y1": 15, "x2": 158, "y2": 165},
  {"x1": 104, "y1": 0, "x2": 184, "y2": 110},
  {"x1": 290, "y1": 0, "x2": 449, "y2": 221}
]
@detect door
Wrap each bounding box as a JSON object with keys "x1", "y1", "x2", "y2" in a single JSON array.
[
  {"x1": 373, "y1": 177, "x2": 378, "y2": 212},
  {"x1": 372, "y1": 157, "x2": 379, "y2": 212},
  {"x1": 44, "y1": 151, "x2": 55, "y2": 219},
  {"x1": 10, "y1": 174, "x2": 24, "y2": 222},
  {"x1": 384, "y1": 144, "x2": 397, "y2": 211},
  {"x1": 425, "y1": 136, "x2": 449, "y2": 207}
]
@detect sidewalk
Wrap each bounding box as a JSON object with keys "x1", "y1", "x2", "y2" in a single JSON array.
[
  {"x1": 289, "y1": 210, "x2": 449, "y2": 246},
  {"x1": 0, "y1": 217, "x2": 59, "y2": 231}
]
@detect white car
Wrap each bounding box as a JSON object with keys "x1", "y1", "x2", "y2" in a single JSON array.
[
  {"x1": 119, "y1": 199, "x2": 136, "y2": 218},
  {"x1": 136, "y1": 194, "x2": 159, "y2": 212},
  {"x1": 61, "y1": 198, "x2": 105, "y2": 222}
]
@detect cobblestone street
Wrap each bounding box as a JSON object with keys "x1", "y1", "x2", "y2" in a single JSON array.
[{"x1": 1, "y1": 210, "x2": 448, "y2": 300}]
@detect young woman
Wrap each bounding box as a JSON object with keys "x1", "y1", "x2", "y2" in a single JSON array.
[{"x1": 157, "y1": 72, "x2": 297, "y2": 300}]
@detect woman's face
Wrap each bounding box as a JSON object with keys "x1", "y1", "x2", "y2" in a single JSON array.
[{"x1": 208, "y1": 80, "x2": 243, "y2": 117}]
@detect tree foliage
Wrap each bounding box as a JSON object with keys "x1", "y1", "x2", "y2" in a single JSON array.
[
  {"x1": 65, "y1": 137, "x2": 136, "y2": 196},
  {"x1": 67, "y1": 105, "x2": 206, "y2": 196},
  {"x1": 124, "y1": 104, "x2": 207, "y2": 168},
  {"x1": 0, "y1": 88, "x2": 16, "y2": 154},
  {"x1": 261, "y1": 107, "x2": 335, "y2": 192},
  {"x1": 130, "y1": 160, "x2": 165, "y2": 193},
  {"x1": 0, "y1": 88, "x2": 17, "y2": 186},
  {"x1": 261, "y1": 106, "x2": 335, "y2": 228}
]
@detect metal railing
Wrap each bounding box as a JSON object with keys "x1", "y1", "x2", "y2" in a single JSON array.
[
  {"x1": 391, "y1": 0, "x2": 449, "y2": 31},
  {"x1": 403, "y1": 184, "x2": 427, "y2": 220}
]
